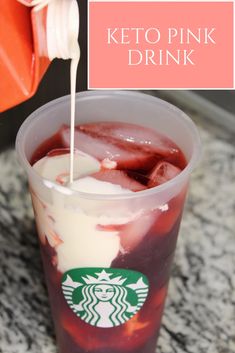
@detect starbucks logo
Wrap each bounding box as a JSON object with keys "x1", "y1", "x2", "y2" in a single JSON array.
[{"x1": 62, "y1": 268, "x2": 149, "y2": 328}]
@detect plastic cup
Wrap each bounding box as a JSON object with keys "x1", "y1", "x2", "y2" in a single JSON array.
[{"x1": 16, "y1": 91, "x2": 201, "y2": 353}]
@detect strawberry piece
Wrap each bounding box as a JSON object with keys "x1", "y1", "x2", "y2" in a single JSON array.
[
  {"x1": 56, "y1": 172, "x2": 69, "y2": 185},
  {"x1": 61, "y1": 125, "x2": 157, "y2": 170},
  {"x1": 96, "y1": 223, "x2": 126, "y2": 232},
  {"x1": 47, "y1": 147, "x2": 70, "y2": 157},
  {"x1": 148, "y1": 161, "x2": 181, "y2": 188},
  {"x1": 124, "y1": 312, "x2": 151, "y2": 337},
  {"x1": 92, "y1": 170, "x2": 147, "y2": 192}
]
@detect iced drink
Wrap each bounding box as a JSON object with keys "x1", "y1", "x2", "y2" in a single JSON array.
[{"x1": 16, "y1": 91, "x2": 201, "y2": 353}]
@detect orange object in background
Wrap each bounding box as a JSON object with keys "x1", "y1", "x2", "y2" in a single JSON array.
[
  {"x1": 0, "y1": 0, "x2": 80, "y2": 113},
  {"x1": 0, "y1": 0, "x2": 50, "y2": 112}
]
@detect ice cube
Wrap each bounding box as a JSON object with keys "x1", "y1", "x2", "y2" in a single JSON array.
[
  {"x1": 79, "y1": 122, "x2": 180, "y2": 158},
  {"x1": 148, "y1": 161, "x2": 181, "y2": 188},
  {"x1": 61, "y1": 126, "x2": 156, "y2": 170},
  {"x1": 119, "y1": 213, "x2": 156, "y2": 251}
]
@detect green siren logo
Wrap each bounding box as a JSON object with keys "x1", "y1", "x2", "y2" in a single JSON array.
[{"x1": 62, "y1": 268, "x2": 149, "y2": 328}]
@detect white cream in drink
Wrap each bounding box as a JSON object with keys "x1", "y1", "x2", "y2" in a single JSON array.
[{"x1": 32, "y1": 152, "x2": 140, "y2": 273}]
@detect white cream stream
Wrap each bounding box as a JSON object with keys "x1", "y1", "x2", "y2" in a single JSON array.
[{"x1": 69, "y1": 57, "x2": 80, "y2": 184}]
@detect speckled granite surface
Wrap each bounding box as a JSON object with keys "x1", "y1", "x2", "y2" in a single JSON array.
[{"x1": 0, "y1": 103, "x2": 235, "y2": 353}]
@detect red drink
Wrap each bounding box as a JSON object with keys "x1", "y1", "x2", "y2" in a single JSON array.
[
  {"x1": 16, "y1": 91, "x2": 200, "y2": 353},
  {"x1": 30, "y1": 122, "x2": 187, "y2": 353}
]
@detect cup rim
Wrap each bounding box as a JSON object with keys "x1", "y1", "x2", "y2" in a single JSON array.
[{"x1": 16, "y1": 90, "x2": 202, "y2": 201}]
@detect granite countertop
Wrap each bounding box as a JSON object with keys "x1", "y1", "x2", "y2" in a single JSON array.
[{"x1": 0, "y1": 100, "x2": 235, "y2": 353}]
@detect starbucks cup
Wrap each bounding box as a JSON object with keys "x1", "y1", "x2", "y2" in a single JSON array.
[{"x1": 16, "y1": 91, "x2": 201, "y2": 353}]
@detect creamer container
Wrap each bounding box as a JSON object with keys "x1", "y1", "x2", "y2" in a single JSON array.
[{"x1": 0, "y1": 0, "x2": 79, "y2": 112}]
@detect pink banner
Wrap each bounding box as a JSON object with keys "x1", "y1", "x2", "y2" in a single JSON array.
[{"x1": 88, "y1": 2, "x2": 234, "y2": 89}]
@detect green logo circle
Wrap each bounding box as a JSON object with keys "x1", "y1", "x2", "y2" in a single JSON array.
[{"x1": 62, "y1": 268, "x2": 149, "y2": 328}]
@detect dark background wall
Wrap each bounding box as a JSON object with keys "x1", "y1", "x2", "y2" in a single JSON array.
[{"x1": 0, "y1": 0, "x2": 87, "y2": 150}]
